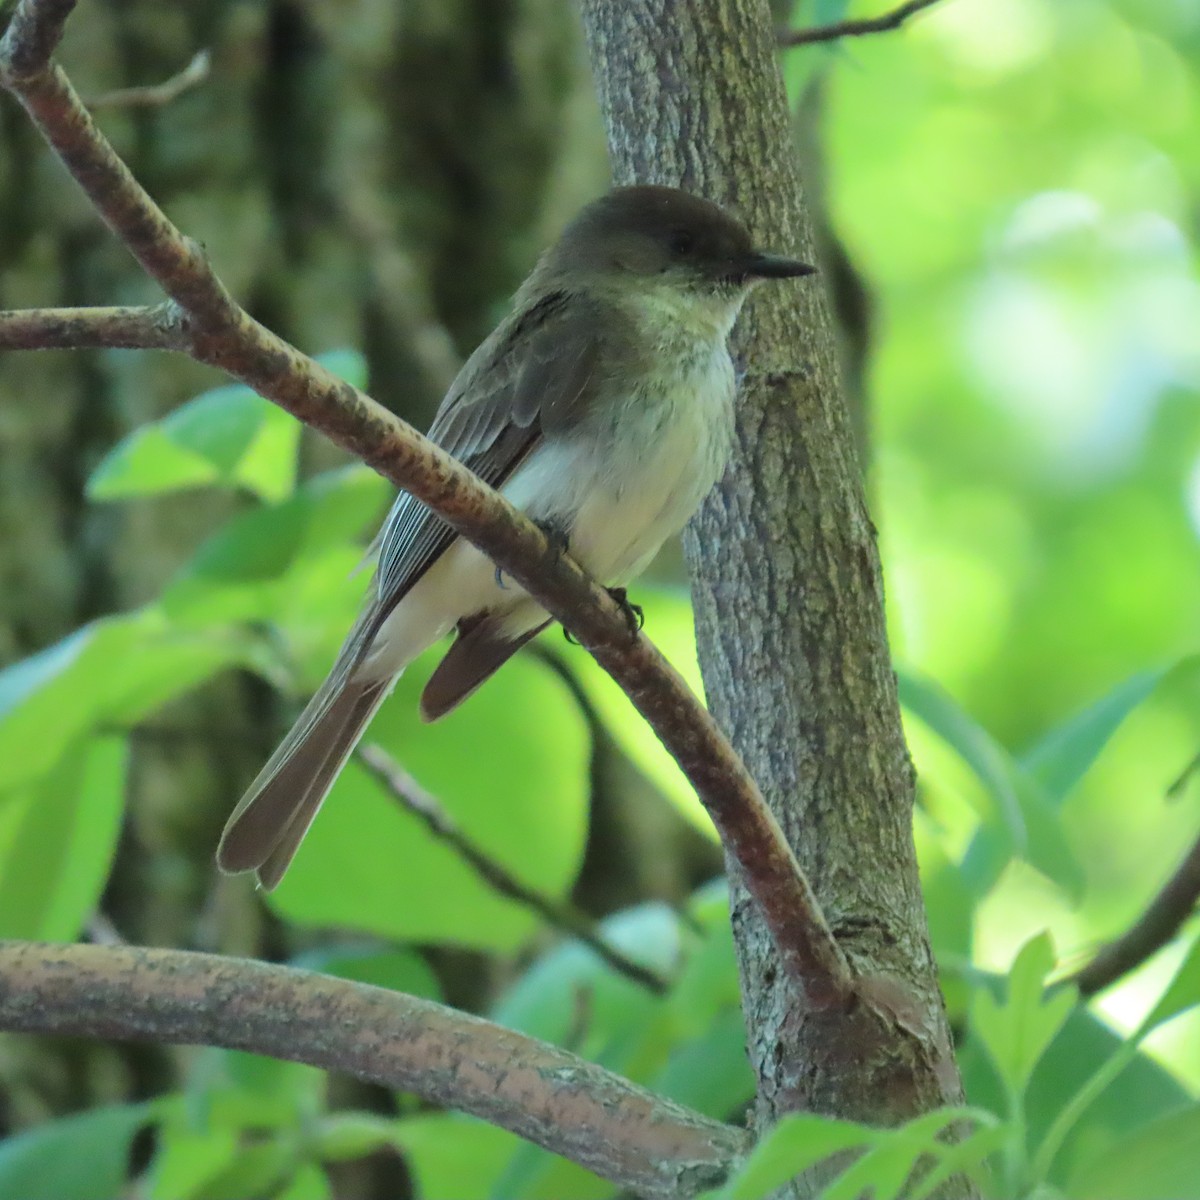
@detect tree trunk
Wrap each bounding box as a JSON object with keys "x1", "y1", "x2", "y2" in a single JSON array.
[{"x1": 577, "y1": 0, "x2": 967, "y2": 1172}]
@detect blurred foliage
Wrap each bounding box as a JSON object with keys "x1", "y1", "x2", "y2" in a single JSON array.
[{"x1": 0, "y1": 0, "x2": 1198, "y2": 1196}]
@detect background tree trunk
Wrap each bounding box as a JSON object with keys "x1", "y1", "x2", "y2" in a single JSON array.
[{"x1": 577, "y1": 0, "x2": 966, "y2": 1162}]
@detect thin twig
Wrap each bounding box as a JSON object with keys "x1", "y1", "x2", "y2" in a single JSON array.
[
  {"x1": 358, "y1": 745, "x2": 671, "y2": 994},
  {"x1": 0, "y1": 303, "x2": 187, "y2": 351},
  {"x1": 1073, "y1": 827, "x2": 1200, "y2": 997},
  {"x1": 0, "y1": 0, "x2": 854, "y2": 1008},
  {"x1": 0, "y1": 941, "x2": 745, "y2": 1198},
  {"x1": 1167, "y1": 750, "x2": 1200, "y2": 800},
  {"x1": 86, "y1": 49, "x2": 210, "y2": 110},
  {"x1": 778, "y1": 0, "x2": 944, "y2": 47}
]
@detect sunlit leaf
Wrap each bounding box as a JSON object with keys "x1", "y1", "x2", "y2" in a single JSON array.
[
  {"x1": 0, "y1": 614, "x2": 258, "y2": 793},
  {"x1": 822, "y1": 1109, "x2": 999, "y2": 1200},
  {"x1": 86, "y1": 348, "x2": 364, "y2": 502},
  {"x1": 900, "y1": 669, "x2": 1026, "y2": 851},
  {"x1": 972, "y1": 933, "x2": 1076, "y2": 1098},
  {"x1": 1141, "y1": 932, "x2": 1200, "y2": 1035},
  {"x1": 713, "y1": 1114, "x2": 876, "y2": 1200},
  {"x1": 394, "y1": 1115, "x2": 524, "y2": 1199},
  {"x1": 145, "y1": 1122, "x2": 240, "y2": 1200},
  {"x1": 0, "y1": 736, "x2": 125, "y2": 939},
  {"x1": 1022, "y1": 668, "x2": 1167, "y2": 802},
  {"x1": 901, "y1": 670, "x2": 1084, "y2": 898}
]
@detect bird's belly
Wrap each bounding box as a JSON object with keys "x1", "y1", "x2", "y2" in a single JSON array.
[{"x1": 507, "y1": 385, "x2": 734, "y2": 585}]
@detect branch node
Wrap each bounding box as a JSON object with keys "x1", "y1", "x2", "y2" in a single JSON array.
[{"x1": 0, "y1": 0, "x2": 77, "y2": 83}]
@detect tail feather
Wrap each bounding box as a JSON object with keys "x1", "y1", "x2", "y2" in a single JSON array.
[
  {"x1": 217, "y1": 673, "x2": 390, "y2": 888},
  {"x1": 420, "y1": 613, "x2": 550, "y2": 722}
]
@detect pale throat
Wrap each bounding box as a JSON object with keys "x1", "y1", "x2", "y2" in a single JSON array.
[{"x1": 618, "y1": 280, "x2": 748, "y2": 347}]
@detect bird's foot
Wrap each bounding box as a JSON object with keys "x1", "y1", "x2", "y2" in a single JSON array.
[
  {"x1": 495, "y1": 520, "x2": 571, "y2": 589},
  {"x1": 561, "y1": 588, "x2": 643, "y2": 647},
  {"x1": 536, "y1": 519, "x2": 571, "y2": 557},
  {"x1": 605, "y1": 586, "x2": 645, "y2": 638}
]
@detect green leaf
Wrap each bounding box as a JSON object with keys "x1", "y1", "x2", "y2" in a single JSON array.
[
  {"x1": 651, "y1": 1007, "x2": 756, "y2": 1118},
  {"x1": 183, "y1": 1045, "x2": 324, "y2": 1137},
  {"x1": 972, "y1": 933, "x2": 1076, "y2": 1098},
  {"x1": 86, "y1": 348, "x2": 364, "y2": 503},
  {"x1": 0, "y1": 613, "x2": 257, "y2": 793},
  {"x1": 0, "y1": 736, "x2": 126, "y2": 939},
  {"x1": 714, "y1": 1114, "x2": 877, "y2": 1200},
  {"x1": 162, "y1": 465, "x2": 387, "y2": 624},
  {"x1": 314, "y1": 1114, "x2": 400, "y2": 1163},
  {"x1": 901, "y1": 669, "x2": 1084, "y2": 899},
  {"x1": 394, "y1": 1115, "x2": 523, "y2": 1199},
  {"x1": 959, "y1": 997, "x2": 1191, "y2": 1187},
  {"x1": 1141, "y1": 932, "x2": 1200, "y2": 1035},
  {"x1": 190, "y1": 1138, "x2": 295, "y2": 1200},
  {"x1": 1068, "y1": 1104, "x2": 1200, "y2": 1200},
  {"x1": 0, "y1": 1103, "x2": 152, "y2": 1200},
  {"x1": 961, "y1": 763, "x2": 1086, "y2": 901},
  {"x1": 88, "y1": 426, "x2": 222, "y2": 498},
  {"x1": 493, "y1": 902, "x2": 681, "y2": 1052},
  {"x1": 899, "y1": 669, "x2": 1026, "y2": 853},
  {"x1": 267, "y1": 648, "x2": 590, "y2": 951},
  {"x1": 145, "y1": 1122, "x2": 240, "y2": 1200},
  {"x1": 276, "y1": 1165, "x2": 332, "y2": 1200},
  {"x1": 292, "y1": 944, "x2": 441, "y2": 999},
  {"x1": 552, "y1": 585, "x2": 717, "y2": 835},
  {"x1": 822, "y1": 1109, "x2": 999, "y2": 1200},
  {"x1": 908, "y1": 1123, "x2": 1010, "y2": 1200},
  {"x1": 1021, "y1": 669, "x2": 1168, "y2": 802}
]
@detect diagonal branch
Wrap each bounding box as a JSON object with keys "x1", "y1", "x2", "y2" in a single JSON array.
[
  {"x1": 358, "y1": 745, "x2": 671, "y2": 994},
  {"x1": 0, "y1": 941, "x2": 745, "y2": 1197},
  {"x1": 0, "y1": 0, "x2": 854, "y2": 1007},
  {"x1": 778, "y1": 0, "x2": 944, "y2": 48},
  {"x1": 1073, "y1": 824, "x2": 1200, "y2": 997}
]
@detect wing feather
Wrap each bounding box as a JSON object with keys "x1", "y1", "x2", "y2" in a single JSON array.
[{"x1": 369, "y1": 291, "x2": 607, "y2": 624}]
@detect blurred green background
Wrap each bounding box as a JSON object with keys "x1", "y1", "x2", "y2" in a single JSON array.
[{"x1": 0, "y1": 0, "x2": 1197, "y2": 1196}]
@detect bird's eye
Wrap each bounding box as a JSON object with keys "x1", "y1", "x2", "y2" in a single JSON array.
[{"x1": 670, "y1": 229, "x2": 695, "y2": 256}]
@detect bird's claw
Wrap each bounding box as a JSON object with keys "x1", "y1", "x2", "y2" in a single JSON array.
[
  {"x1": 497, "y1": 520, "x2": 570, "y2": 590},
  {"x1": 605, "y1": 587, "x2": 645, "y2": 638}
]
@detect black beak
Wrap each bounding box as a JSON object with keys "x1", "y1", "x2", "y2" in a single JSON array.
[{"x1": 740, "y1": 251, "x2": 817, "y2": 280}]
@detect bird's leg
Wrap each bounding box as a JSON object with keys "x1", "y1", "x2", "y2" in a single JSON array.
[
  {"x1": 495, "y1": 519, "x2": 570, "y2": 589},
  {"x1": 605, "y1": 587, "x2": 645, "y2": 638},
  {"x1": 563, "y1": 588, "x2": 643, "y2": 647}
]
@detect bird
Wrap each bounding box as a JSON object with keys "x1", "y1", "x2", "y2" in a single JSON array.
[{"x1": 217, "y1": 184, "x2": 815, "y2": 888}]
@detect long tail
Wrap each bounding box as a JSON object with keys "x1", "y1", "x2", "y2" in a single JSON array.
[{"x1": 217, "y1": 642, "x2": 391, "y2": 890}]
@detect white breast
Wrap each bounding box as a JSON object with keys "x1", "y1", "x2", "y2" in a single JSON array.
[{"x1": 504, "y1": 336, "x2": 737, "y2": 585}]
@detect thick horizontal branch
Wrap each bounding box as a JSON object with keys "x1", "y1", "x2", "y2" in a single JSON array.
[
  {"x1": 0, "y1": 941, "x2": 744, "y2": 1196},
  {"x1": 0, "y1": 304, "x2": 187, "y2": 351},
  {"x1": 778, "y1": 0, "x2": 943, "y2": 47},
  {"x1": 0, "y1": 0, "x2": 854, "y2": 1007},
  {"x1": 1073, "y1": 826, "x2": 1200, "y2": 997},
  {"x1": 359, "y1": 745, "x2": 670, "y2": 994}
]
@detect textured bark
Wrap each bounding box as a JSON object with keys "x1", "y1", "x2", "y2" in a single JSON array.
[
  {"x1": 578, "y1": 0, "x2": 966, "y2": 1175},
  {"x1": 0, "y1": 941, "x2": 748, "y2": 1197}
]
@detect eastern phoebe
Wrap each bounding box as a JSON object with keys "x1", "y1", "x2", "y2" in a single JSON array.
[{"x1": 218, "y1": 185, "x2": 815, "y2": 888}]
